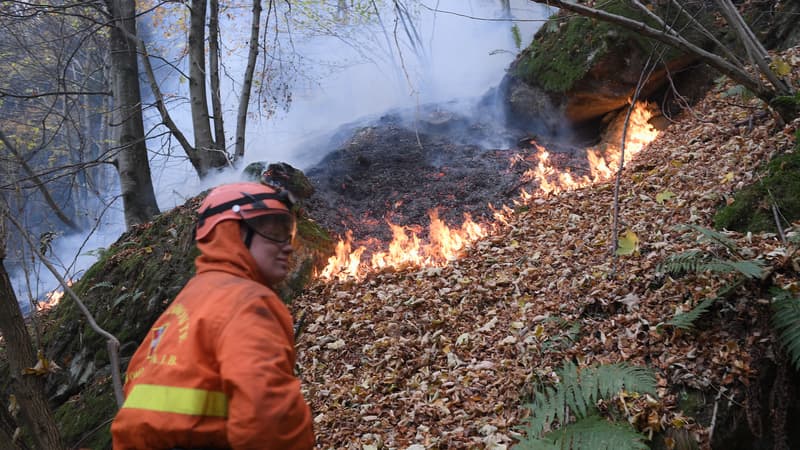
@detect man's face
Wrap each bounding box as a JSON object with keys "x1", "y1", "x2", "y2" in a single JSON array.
[{"x1": 243, "y1": 214, "x2": 296, "y2": 285}]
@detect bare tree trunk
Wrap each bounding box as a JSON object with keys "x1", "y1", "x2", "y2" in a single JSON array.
[
  {"x1": 500, "y1": 0, "x2": 511, "y2": 18},
  {"x1": 104, "y1": 0, "x2": 160, "y2": 228},
  {"x1": 189, "y1": 0, "x2": 228, "y2": 177},
  {"x1": 0, "y1": 224, "x2": 64, "y2": 449},
  {"x1": 209, "y1": 0, "x2": 226, "y2": 155},
  {"x1": 234, "y1": 0, "x2": 263, "y2": 161}
]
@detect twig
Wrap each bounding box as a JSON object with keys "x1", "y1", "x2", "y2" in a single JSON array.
[
  {"x1": 294, "y1": 309, "x2": 308, "y2": 340},
  {"x1": 611, "y1": 49, "x2": 661, "y2": 274},
  {"x1": 767, "y1": 188, "x2": 787, "y2": 245},
  {"x1": 708, "y1": 384, "x2": 725, "y2": 441},
  {"x1": 1, "y1": 207, "x2": 124, "y2": 408}
]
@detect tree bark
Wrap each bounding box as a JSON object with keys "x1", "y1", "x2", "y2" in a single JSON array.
[
  {"x1": 189, "y1": 0, "x2": 228, "y2": 177},
  {"x1": 209, "y1": 0, "x2": 226, "y2": 155},
  {"x1": 0, "y1": 254, "x2": 64, "y2": 449},
  {"x1": 104, "y1": 0, "x2": 160, "y2": 228},
  {"x1": 234, "y1": 0, "x2": 263, "y2": 161}
]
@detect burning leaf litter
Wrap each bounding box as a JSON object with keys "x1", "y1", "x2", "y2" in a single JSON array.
[{"x1": 293, "y1": 49, "x2": 800, "y2": 449}]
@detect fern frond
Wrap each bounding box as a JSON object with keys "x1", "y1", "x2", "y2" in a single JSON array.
[
  {"x1": 592, "y1": 363, "x2": 657, "y2": 398},
  {"x1": 520, "y1": 386, "x2": 564, "y2": 439},
  {"x1": 699, "y1": 259, "x2": 765, "y2": 278},
  {"x1": 518, "y1": 362, "x2": 656, "y2": 439},
  {"x1": 771, "y1": 288, "x2": 800, "y2": 371},
  {"x1": 542, "y1": 415, "x2": 650, "y2": 450},
  {"x1": 679, "y1": 224, "x2": 738, "y2": 252},
  {"x1": 659, "y1": 250, "x2": 765, "y2": 279},
  {"x1": 666, "y1": 297, "x2": 716, "y2": 330},
  {"x1": 658, "y1": 249, "x2": 705, "y2": 275}
]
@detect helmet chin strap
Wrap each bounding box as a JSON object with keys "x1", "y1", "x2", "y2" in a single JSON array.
[{"x1": 243, "y1": 224, "x2": 255, "y2": 248}]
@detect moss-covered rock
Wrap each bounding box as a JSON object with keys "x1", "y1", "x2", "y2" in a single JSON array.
[
  {"x1": 502, "y1": 0, "x2": 714, "y2": 131},
  {"x1": 714, "y1": 146, "x2": 800, "y2": 233}
]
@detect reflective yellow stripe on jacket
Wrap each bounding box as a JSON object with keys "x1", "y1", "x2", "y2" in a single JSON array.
[{"x1": 122, "y1": 384, "x2": 228, "y2": 417}]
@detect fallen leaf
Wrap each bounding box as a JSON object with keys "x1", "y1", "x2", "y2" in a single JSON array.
[
  {"x1": 656, "y1": 190, "x2": 675, "y2": 204},
  {"x1": 616, "y1": 230, "x2": 640, "y2": 256}
]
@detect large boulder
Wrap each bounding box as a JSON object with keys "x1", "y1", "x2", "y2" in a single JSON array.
[{"x1": 501, "y1": 0, "x2": 712, "y2": 135}]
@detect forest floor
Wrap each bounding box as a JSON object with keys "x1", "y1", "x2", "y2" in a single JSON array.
[{"x1": 291, "y1": 47, "x2": 800, "y2": 449}]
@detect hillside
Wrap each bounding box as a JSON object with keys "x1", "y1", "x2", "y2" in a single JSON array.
[
  {"x1": 2, "y1": 49, "x2": 798, "y2": 450},
  {"x1": 292, "y1": 50, "x2": 800, "y2": 448}
]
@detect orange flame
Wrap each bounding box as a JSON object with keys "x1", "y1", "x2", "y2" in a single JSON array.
[
  {"x1": 319, "y1": 102, "x2": 660, "y2": 281},
  {"x1": 37, "y1": 280, "x2": 73, "y2": 312},
  {"x1": 522, "y1": 101, "x2": 659, "y2": 195},
  {"x1": 320, "y1": 210, "x2": 487, "y2": 281}
]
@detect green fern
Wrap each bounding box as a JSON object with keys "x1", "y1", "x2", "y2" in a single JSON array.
[
  {"x1": 518, "y1": 361, "x2": 656, "y2": 448},
  {"x1": 771, "y1": 287, "x2": 800, "y2": 371},
  {"x1": 676, "y1": 224, "x2": 738, "y2": 253},
  {"x1": 666, "y1": 297, "x2": 716, "y2": 330},
  {"x1": 658, "y1": 249, "x2": 765, "y2": 279},
  {"x1": 518, "y1": 415, "x2": 650, "y2": 450},
  {"x1": 657, "y1": 249, "x2": 706, "y2": 275}
]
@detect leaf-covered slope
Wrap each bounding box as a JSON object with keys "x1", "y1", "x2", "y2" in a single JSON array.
[{"x1": 292, "y1": 49, "x2": 800, "y2": 448}]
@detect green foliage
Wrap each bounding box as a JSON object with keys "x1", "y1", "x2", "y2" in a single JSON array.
[
  {"x1": 511, "y1": 24, "x2": 522, "y2": 50},
  {"x1": 658, "y1": 226, "x2": 766, "y2": 330},
  {"x1": 721, "y1": 84, "x2": 755, "y2": 102},
  {"x1": 714, "y1": 150, "x2": 800, "y2": 233},
  {"x1": 517, "y1": 361, "x2": 655, "y2": 449},
  {"x1": 539, "y1": 318, "x2": 581, "y2": 354},
  {"x1": 676, "y1": 224, "x2": 738, "y2": 252},
  {"x1": 666, "y1": 297, "x2": 716, "y2": 330},
  {"x1": 658, "y1": 249, "x2": 766, "y2": 279},
  {"x1": 514, "y1": 0, "x2": 684, "y2": 93},
  {"x1": 770, "y1": 287, "x2": 800, "y2": 371},
  {"x1": 518, "y1": 415, "x2": 650, "y2": 450}
]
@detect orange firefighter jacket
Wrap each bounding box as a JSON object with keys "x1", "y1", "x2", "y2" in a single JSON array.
[{"x1": 110, "y1": 220, "x2": 314, "y2": 449}]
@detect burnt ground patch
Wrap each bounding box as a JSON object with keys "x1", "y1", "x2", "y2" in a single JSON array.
[{"x1": 303, "y1": 102, "x2": 588, "y2": 250}]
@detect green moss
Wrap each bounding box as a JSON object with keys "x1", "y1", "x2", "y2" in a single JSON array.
[
  {"x1": 515, "y1": 0, "x2": 699, "y2": 93},
  {"x1": 54, "y1": 380, "x2": 116, "y2": 450},
  {"x1": 714, "y1": 150, "x2": 800, "y2": 233},
  {"x1": 297, "y1": 216, "x2": 334, "y2": 250}
]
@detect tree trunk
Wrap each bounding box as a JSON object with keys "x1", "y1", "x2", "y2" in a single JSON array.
[
  {"x1": 189, "y1": 0, "x2": 228, "y2": 177},
  {"x1": 0, "y1": 253, "x2": 64, "y2": 449},
  {"x1": 105, "y1": 0, "x2": 160, "y2": 228},
  {"x1": 501, "y1": 0, "x2": 511, "y2": 18},
  {"x1": 234, "y1": 0, "x2": 263, "y2": 161},
  {"x1": 209, "y1": 0, "x2": 226, "y2": 155}
]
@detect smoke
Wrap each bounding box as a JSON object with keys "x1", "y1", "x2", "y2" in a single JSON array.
[{"x1": 11, "y1": 0, "x2": 553, "y2": 308}]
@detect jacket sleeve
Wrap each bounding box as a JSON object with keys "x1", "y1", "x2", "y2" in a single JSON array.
[{"x1": 216, "y1": 296, "x2": 314, "y2": 449}]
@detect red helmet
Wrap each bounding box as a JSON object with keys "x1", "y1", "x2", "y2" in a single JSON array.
[{"x1": 195, "y1": 182, "x2": 294, "y2": 241}]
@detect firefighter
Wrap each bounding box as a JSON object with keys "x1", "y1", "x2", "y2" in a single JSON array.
[{"x1": 111, "y1": 181, "x2": 314, "y2": 449}]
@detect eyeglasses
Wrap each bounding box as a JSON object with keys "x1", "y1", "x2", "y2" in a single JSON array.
[{"x1": 242, "y1": 214, "x2": 296, "y2": 245}]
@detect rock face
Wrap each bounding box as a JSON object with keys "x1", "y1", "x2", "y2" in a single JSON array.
[{"x1": 501, "y1": 1, "x2": 713, "y2": 137}]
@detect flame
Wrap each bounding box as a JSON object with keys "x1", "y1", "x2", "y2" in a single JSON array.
[
  {"x1": 521, "y1": 101, "x2": 659, "y2": 195},
  {"x1": 320, "y1": 210, "x2": 487, "y2": 281},
  {"x1": 318, "y1": 101, "x2": 660, "y2": 281},
  {"x1": 37, "y1": 280, "x2": 73, "y2": 312}
]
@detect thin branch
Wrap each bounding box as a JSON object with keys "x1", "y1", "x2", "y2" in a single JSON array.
[
  {"x1": 1, "y1": 205, "x2": 124, "y2": 408},
  {"x1": 0, "y1": 130, "x2": 81, "y2": 231},
  {"x1": 611, "y1": 49, "x2": 661, "y2": 271}
]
